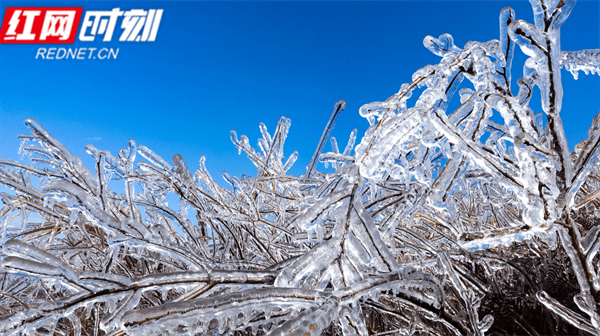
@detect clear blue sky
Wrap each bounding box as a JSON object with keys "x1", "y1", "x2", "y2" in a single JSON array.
[{"x1": 1, "y1": 1, "x2": 599, "y2": 182}]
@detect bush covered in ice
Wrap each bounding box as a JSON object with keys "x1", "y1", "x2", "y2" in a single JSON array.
[{"x1": 1, "y1": 0, "x2": 600, "y2": 335}]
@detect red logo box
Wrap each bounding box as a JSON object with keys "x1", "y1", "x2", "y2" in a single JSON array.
[{"x1": 0, "y1": 7, "x2": 83, "y2": 44}]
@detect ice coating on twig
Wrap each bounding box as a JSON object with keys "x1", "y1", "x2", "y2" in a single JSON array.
[{"x1": 562, "y1": 49, "x2": 600, "y2": 79}]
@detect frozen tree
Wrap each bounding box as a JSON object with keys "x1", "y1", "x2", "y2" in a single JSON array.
[{"x1": 1, "y1": 0, "x2": 600, "y2": 335}]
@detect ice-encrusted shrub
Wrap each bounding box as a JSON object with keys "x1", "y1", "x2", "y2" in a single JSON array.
[{"x1": 1, "y1": 0, "x2": 600, "y2": 335}]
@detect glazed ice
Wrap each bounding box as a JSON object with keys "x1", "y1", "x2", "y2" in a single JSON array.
[{"x1": 2, "y1": 0, "x2": 600, "y2": 335}]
